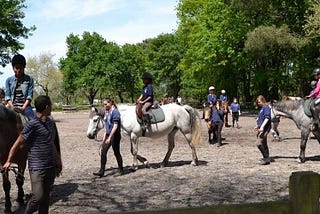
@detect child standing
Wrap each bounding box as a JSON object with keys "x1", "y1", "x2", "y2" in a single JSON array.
[{"x1": 229, "y1": 97, "x2": 241, "y2": 128}]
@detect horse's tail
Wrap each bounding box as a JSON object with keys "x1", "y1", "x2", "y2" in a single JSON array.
[{"x1": 183, "y1": 105, "x2": 201, "y2": 145}]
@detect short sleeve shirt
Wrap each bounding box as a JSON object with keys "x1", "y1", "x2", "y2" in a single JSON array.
[
  {"x1": 141, "y1": 83, "x2": 154, "y2": 104},
  {"x1": 21, "y1": 117, "x2": 55, "y2": 170},
  {"x1": 230, "y1": 103, "x2": 240, "y2": 113},
  {"x1": 257, "y1": 105, "x2": 271, "y2": 132},
  {"x1": 207, "y1": 94, "x2": 217, "y2": 104},
  {"x1": 104, "y1": 108, "x2": 121, "y2": 135}
]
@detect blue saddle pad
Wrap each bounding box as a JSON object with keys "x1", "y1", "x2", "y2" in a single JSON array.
[{"x1": 137, "y1": 107, "x2": 165, "y2": 124}]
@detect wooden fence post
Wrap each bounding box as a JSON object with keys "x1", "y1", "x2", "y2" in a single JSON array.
[{"x1": 289, "y1": 171, "x2": 320, "y2": 214}]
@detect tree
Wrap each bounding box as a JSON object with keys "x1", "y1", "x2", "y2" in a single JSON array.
[
  {"x1": 0, "y1": 0, "x2": 35, "y2": 66},
  {"x1": 177, "y1": 0, "x2": 251, "y2": 102},
  {"x1": 60, "y1": 32, "x2": 119, "y2": 104},
  {"x1": 114, "y1": 43, "x2": 146, "y2": 103},
  {"x1": 27, "y1": 53, "x2": 63, "y2": 101},
  {"x1": 143, "y1": 34, "x2": 184, "y2": 100}
]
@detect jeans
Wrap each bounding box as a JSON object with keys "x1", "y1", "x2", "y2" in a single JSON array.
[
  {"x1": 25, "y1": 167, "x2": 56, "y2": 214},
  {"x1": 23, "y1": 105, "x2": 35, "y2": 120}
]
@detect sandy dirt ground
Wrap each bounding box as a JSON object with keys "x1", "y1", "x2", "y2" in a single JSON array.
[{"x1": 1, "y1": 109, "x2": 320, "y2": 213}]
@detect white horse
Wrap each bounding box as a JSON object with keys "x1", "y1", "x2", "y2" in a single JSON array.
[{"x1": 86, "y1": 103, "x2": 201, "y2": 169}]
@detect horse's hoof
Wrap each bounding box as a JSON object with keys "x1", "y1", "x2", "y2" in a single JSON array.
[
  {"x1": 130, "y1": 165, "x2": 138, "y2": 171},
  {"x1": 143, "y1": 161, "x2": 150, "y2": 168},
  {"x1": 191, "y1": 160, "x2": 198, "y2": 166},
  {"x1": 297, "y1": 157, "x2": 305, "y2": 163}
]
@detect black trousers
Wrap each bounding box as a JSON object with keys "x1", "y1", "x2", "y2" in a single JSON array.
[{"x1": 101, "y1": 132, "x2": 123, "y2": 171}]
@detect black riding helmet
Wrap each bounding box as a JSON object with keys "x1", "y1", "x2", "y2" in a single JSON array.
[
  {"x1": 11, "y1": 54, "x2": 26, "y2": 68},
  {"x1": 141, "y1": 72, "x2": 153, "y2": 80},
  {"x1": 313, "y1": 67, "x2": 320, "y2": 76}
]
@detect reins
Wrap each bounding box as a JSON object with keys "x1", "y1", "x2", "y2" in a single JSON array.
[{"x1": 0, "y1": 165, "x2": 25, "y2": 181}]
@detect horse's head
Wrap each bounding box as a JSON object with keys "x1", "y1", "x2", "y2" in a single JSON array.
[
  {"x1": 203, "y1": 106, "x2": 212, "y2": 121},
  {"x1": 87, "y1": 107, "x2": 104, "y2": 139}
]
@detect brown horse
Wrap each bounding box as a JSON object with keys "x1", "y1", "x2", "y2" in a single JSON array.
[
  {"x1": 221, "y1": 101, "x2": 230, "y2": 127},
  {"x1": 0, "y1": 105, "x2": 61, "y2": 213},
  {"x1": 203, "y1": 106, "x2": 218, "y2": 143}
]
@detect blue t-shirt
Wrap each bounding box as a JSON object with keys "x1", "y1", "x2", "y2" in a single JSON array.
[
  {"x1": 141, "y1": 83, "x2": 153, "y2": 104},
  {"x1": 207, "y1": 94, "x2": 217, "y2": 104},
  {"x1": 104, "y1": 108, "x2": 121, "y2": 135},
  {"x1": 230, "y1": 102, "x2": 240, "y2": 113},
  {"x1": 21, "y1": 117, "x2": 55, "y2": 170},
  {"x1": 257, "y1": 105, "x2": 271, "y2": 132},
  {"x1": 220, "y1": 95, "x2": 228, "y2": 102},
  {"x1": 211, "y1": 108, "x2": 224, "y2": 123}
]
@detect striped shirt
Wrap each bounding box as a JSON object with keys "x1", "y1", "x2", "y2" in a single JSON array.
[
  {"x1": 21, "y1": 117, "x2": 55, "y2": 170},
  {"x1": 13, "y1": 81, "x2": 25, "y2": 107}
]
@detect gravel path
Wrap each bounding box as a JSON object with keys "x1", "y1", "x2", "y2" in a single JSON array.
[{"x1": 2, "y1": 110, "x2": 320, "y2": 213}]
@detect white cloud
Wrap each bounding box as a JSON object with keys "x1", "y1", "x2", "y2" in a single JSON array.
[{"x1": 39, "y1": 0, "x2": 127, "y2": 20}]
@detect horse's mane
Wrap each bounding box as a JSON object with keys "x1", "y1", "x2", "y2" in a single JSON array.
[
  {"x1": 89, "y1": 107, "x2": 105, "y2": 118},
  {"x1": 273, "y1": 99, "x2": 304, "y2": 112},
  {"x1": 0, "y1": 105, "x2": 17, "y2": 123}
]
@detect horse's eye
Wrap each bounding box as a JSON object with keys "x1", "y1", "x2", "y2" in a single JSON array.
[{"x1": 93, "y1": 119, "x2": 98, "y2": 122}]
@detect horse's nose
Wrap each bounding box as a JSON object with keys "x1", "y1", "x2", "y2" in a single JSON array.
[{"x1": 87, "y1": 134, "x2": 95, "y2": 139}]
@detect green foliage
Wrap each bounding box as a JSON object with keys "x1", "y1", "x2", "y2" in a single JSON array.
[
  {"x1": 27, "y1": 53, "x2": 63, "y2": 103},
  {"x1": 0, "y1": 0, "x2": 35, "y2": 66},
  {"x1": 143, "y1": 34, "x2": 184, "y2": 99},
  {"x1": 60, "y1": 32, "x2": 117, "y2": 104}
]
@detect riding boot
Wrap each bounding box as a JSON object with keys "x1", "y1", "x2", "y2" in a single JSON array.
[{"x1": 257, "y1": 145, "x2": 270, "y2": 165}]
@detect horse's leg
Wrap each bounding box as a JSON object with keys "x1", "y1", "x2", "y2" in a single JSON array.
[
  {"x1": 182, "y1": 130, "x2": 199, "y2": 166},
  {"x1": 208, "y1": 128, "x2": 212, "y2": 143},
  {"x1": 16, "y1": 163, "x2": 26, "y2": 205},
  {"x1": 2, "y1": 172, "x2": 12, "y2": 213},
  {"x1": 130, "y1": 133, "x2": 148, "y2": 170},
  {"x1": 161, "y1": 128, "x2": 178, "y2": 167},
  {"x1": 298, "y1": 129, "x2": 310, "y2": 163}
]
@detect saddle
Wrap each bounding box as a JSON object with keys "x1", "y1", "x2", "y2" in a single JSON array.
[
  {"x1": 304, "y1": 99, "x2": 313, "y2": 117},
  {"x1": 136, "y1": 103, "x2": 165, "y2": 125}
]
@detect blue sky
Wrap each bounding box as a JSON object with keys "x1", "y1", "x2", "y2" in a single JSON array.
[{"x1": 0, "y1": 0, "x2": 179, "y2": 87}]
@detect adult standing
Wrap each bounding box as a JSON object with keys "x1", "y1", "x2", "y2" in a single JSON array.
[
  {"x1": 255, "y1": 95, "x2": 272, "y2": 165},
  {"x1": 5, "y1": 54, "x2": 35, "y2": 120},
  {"x1": 3, "y1": 95, "x2": 62, "y2": 214},
  {"x1": 93, "y1": 98, "x2": 124, "y2": 177}
]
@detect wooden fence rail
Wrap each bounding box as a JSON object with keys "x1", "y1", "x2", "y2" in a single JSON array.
[{"x1": 121, "y1": 171, "x2": 319, "y2": 214}]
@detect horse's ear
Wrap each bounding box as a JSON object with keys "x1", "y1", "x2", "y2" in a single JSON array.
[
  {"x1": 94, "y1": 107, "x2": 98, "y2": 113},
  {"x1": 270, "y1": 99, "x2": 278, "y2": 106}
]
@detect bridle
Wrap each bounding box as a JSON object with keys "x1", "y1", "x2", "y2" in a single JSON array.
[{"x1": 92, "y1": 114, "x2": 104, "y2": 139}]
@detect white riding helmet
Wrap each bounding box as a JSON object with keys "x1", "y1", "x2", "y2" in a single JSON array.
[
  {"x1": 221, "y1": 89, "x2": 226, "y2": 94},
  {"x1": 208, "y1": 86, "x2": 215, "y2": 91}
]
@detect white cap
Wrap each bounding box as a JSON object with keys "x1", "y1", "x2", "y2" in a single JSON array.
[
  {"x1": 221, "y1": 89, "x2": 226, "y2": 94},
  {"x1": 208, "y1": 86, "x2": 215, "y2": 90}
]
